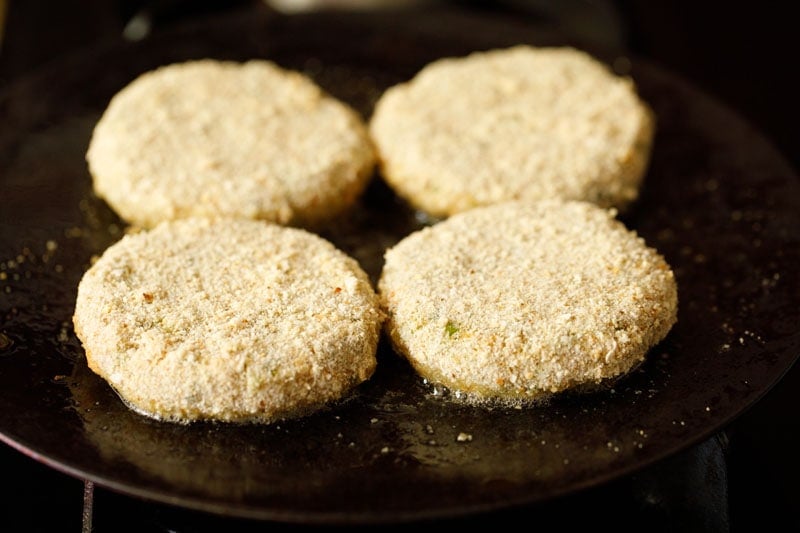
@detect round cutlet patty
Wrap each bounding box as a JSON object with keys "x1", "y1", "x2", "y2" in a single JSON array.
[
  {"x1": 378, "y1": 200, "x2": 678, "y2": 403},
  {"x1": 369, "y1": 45, "x2": 654, "y2": 218},
  {"x1": 86, "y1": 59, "x2": 376, "y2": 229},
  {"x1": 72, "y1": 218, "x2": 384, "y2": 424}
]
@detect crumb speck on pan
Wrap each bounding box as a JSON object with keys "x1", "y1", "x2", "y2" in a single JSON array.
[
  {"x1": 456, "y1": 432, "x2": 473, "y2": 443},
  {"x1": 0, "y1": 332, "x2": 12, "y2": 350}
]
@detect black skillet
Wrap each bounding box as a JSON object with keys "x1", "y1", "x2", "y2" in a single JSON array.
[{"x1": 1, "y1": 5, "x2": 799, "y2": 526}]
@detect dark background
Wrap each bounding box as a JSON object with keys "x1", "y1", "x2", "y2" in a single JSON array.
[{"x1": 1, "y1": 1, "x2": 797, "y2": 531}]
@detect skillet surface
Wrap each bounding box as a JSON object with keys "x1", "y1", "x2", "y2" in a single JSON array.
[{"x1": 1, "y1": 6, "x2": 798, "y2": 525}]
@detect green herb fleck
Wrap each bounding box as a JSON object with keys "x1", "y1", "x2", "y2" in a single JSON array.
[{"x1": 445, "y1": 321, "x2": 459, "y2": 338}]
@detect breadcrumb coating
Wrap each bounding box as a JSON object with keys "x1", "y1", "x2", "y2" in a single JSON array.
[
  {"x1": 87, "y1": 59, "x2": 376, "y2": 229},
  {"x1": 369, "y1": 46, "x2": 654, "y2": 218},
  {"x1": 73, "y1": 218, "x2": 384, "y2": 424},
  {"x1": 378, "y1": 200, "x2": 678, "y2": 403}
]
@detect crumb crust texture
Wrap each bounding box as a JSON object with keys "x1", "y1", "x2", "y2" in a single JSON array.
[
  {"x1": 73, "y1": 217, "x2": 383, "y2": 424},
  {"x1": 87, "y1": 59, "x2": 376, "y2": 229},
  {"x1": 378, "y1": 200, "x2": 678, "y2": 403},
  {"x1": 369, "y1": 45, "x2": 655, "y2": 218}
]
